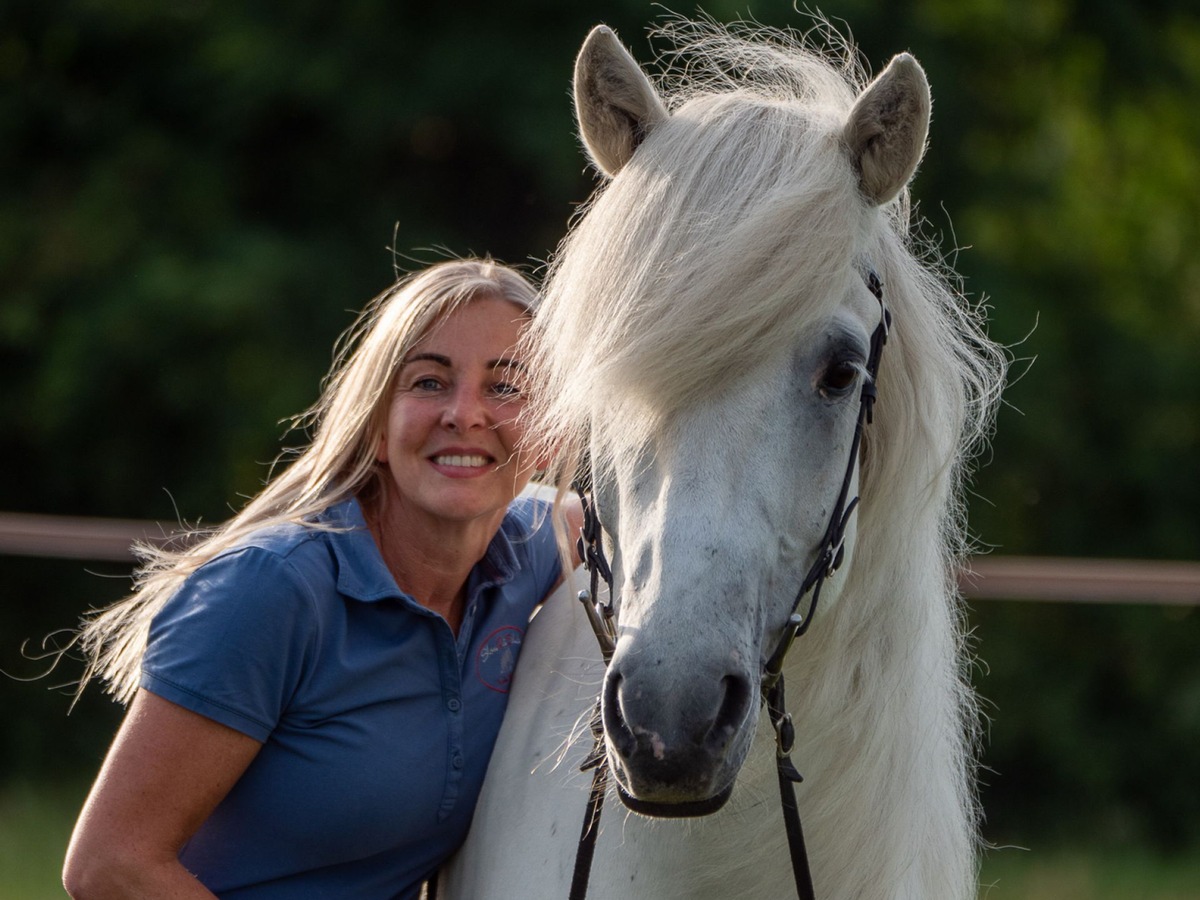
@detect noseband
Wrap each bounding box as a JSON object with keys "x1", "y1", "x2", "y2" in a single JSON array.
[{"x1": 569, "y1": 268, "x2": 891, "y2": 900}]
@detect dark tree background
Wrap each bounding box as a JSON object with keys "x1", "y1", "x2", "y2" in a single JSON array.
[{"x1": 2, "y1": 0, "x2": 1197, "y2": 855}]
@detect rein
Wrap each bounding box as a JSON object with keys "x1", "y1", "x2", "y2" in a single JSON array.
[{"x1": 568, "y1": 270, "x2": 890, "y2": 900}]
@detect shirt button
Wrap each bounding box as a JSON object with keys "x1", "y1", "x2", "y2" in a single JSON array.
[
  {"x1": 452, "y1": 753, "x2": 465, "y2": 769},
  {"x1": 447, "y1": 697, "x2": 461, "y2": 712}
]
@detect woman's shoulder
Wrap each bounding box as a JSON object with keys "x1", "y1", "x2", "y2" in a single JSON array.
[
  {"x1": 499, "y1": 490, "x2": 561, "y2": 590},
  {"x1": 505, "y1": 485, "x2": 556, "y2": 532},
  {"x1": 210, "y1": 498, "x2": 364, "y2": 569},
  {"x1": 501, "y1": 497, "x2": 556, "y2": 554},
  {"x1": 199, "y1": 524, "x2": 327, "y2": 588},
  {"x1": 186, "y1": 502, "x2": 366, "y2": 606},
  {"x1": 148, "y1": 517, "x2": 347, "y2": 679}
]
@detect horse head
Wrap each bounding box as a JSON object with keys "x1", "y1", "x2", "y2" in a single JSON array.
[{"x1": 535, "y1": 23, "x2": 936, "y2": 815}]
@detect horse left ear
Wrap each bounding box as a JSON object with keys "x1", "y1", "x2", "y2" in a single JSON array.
[
  {"x1": 574, "y1": 25, "x2": 669, "y2": 178},
  {"x1": 843, "y1": 53, "x2": 931, "y2": 206}
]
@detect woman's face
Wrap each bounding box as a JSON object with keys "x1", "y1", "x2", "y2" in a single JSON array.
[{"x1": 374, "y1": 295, "x2": 539, "y2": 531}]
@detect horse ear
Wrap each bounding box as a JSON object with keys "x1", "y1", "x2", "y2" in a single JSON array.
[
  {"x1": 843, "y1": 53, "x2": 931, "y2": 206},
  {"x1": 574, "y1": 25, "x2": 669, "y2": 177}
]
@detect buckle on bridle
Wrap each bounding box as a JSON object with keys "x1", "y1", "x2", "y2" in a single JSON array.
[
  {"x1": 826, "y1": 540, "x2": 845, "y2": 578},
  {"x1": 574, "y1": 479, "x2": 618, "y2": 664},
  {"x1": 577, "y1": 588, "x2": 617, "y2": 662}
]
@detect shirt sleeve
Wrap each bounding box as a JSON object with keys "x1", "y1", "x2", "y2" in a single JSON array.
[
  {"x1": 141, "y1": 546, "x2": 320, "y2": 742},
  {"x1": 509, "y1": 497, "x2": 564, "y2": 603}
]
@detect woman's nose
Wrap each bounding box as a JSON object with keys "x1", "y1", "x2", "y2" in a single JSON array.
[{"x1": 440, "y1": 386, "x2": 489, "y2": 431}]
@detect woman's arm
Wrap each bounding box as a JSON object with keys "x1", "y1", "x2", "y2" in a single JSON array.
[{"x1": 63, "y1": 689, "x2": 262, "y2": 899}]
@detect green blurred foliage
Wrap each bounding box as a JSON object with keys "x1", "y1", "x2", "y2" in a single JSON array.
[{"x1": 1, "y1": 0, "x2": 1197, "y2": 857}]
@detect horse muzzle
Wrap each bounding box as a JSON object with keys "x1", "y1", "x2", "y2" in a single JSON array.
[{"x1": 600, "y1": 644, "x2": 755, "y2": 817}]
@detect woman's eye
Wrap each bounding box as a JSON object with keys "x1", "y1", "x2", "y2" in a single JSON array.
[
  {"x1": 491, "y1": 381, "x2": 522, "y2": 398},
  {"x1": 819, "y1": 360, "x2": 859, "y2": 397},
  {"x1": 413, "y1": 377, "x2": 443, "y2": 391}
]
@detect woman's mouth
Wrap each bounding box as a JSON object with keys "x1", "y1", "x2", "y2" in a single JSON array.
[{"x1": 431, "y1": 453, "x2": 491, "y2": 468}]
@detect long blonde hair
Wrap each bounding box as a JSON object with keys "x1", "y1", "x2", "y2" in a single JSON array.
[{"x1": 76, "y1": 258, "x2": 540, "y2": 705}]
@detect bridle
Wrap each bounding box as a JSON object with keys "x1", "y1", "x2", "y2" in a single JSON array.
[{"x1": 567, "y1": 268, "x2": 891, "y2": 900}]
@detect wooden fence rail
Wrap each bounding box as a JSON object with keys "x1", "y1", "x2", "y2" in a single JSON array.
[
  {"x1": 2, "y1": 511, "x2": 1199, "y2": 605},
  {"x1": 962, "y1": 556, "x2": 1200, "y2": 606},
  {"x1": 0, "y1": 511, "x2": 177, "y2": 563}
]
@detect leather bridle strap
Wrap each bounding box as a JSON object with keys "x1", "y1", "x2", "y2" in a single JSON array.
[
  {"x1": 762, "y1": 269, "x2": 890, "y2": 689},
  {"x1": 766, "y1": 675, "x2": 816, "y2": 900},
  {"x1": 569, "y1": 484, "x2": 615, "y2": 900},
  {"x1": 569, "y1": 700, "x2": 610, "y2": 900},
  {"x1": 760, "y1": 269, "x2": 889, "y2": 900}
]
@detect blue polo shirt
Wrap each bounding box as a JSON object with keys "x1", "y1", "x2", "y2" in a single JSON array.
[{"x1": 140, "y1": 495, "x2": 560, "y2": 899}]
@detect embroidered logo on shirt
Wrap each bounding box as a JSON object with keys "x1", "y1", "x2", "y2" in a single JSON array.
[{"x1": 475, "y1": 625, "x2": 523, "y2": 693}]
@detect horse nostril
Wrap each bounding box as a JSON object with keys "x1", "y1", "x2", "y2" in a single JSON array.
[
  {"x1": 704, "y1": 673, "x2": 753, "y2": 755},
  {"x1": 601, "y1": 669, "x2": 638, "y2": 758}
]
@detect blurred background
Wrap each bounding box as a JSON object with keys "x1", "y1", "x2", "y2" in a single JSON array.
[{"x1": 1, "y1": 0, "x2": 1197, "y2": 896}]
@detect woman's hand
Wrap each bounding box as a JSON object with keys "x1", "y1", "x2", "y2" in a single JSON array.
[{"x1": 63, "y1": 690, "x2": 262, "y2": 899}]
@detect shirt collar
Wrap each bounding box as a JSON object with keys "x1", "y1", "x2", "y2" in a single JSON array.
[{"x1": 322, "y1": 497, "x2": 521, "y2": 605}]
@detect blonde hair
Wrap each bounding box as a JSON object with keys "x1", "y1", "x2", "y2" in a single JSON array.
[{"x1": 77, "y1": 257, "x2": 539, "y2": 704}]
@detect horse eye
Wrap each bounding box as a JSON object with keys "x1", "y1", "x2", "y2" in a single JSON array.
[{"x1": 819, "y1": 360, "x2": 859, "y2": 397}]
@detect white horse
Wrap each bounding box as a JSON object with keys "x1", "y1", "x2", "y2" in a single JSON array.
[{"x1": 444, "y1": 19, "x2": 1004, "y2": 899}]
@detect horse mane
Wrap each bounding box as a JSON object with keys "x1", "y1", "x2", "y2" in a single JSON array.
[{"x1": 526, "y1": 19, "x2": 1006, "y2": 890}]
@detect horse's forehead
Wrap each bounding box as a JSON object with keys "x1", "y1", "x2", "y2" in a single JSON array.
[{"x1": 663, "y1": 95, "x2": 848, "y2": 169}]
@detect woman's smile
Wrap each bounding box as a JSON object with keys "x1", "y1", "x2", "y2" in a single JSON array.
[{"x1": 431, "y1": 452, "x2": 493, "y2": 470}]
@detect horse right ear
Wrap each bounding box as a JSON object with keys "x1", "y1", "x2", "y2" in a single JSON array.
[{"x1": 574, "y1": 25, "x2": 669, "y2": 178}]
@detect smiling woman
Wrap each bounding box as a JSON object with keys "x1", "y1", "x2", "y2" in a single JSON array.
[
  {"x1": 61, "y1": 258, "x2": 570, "y2": 900},
  {"x1": 368, "y1": 296, "x2": 545, "y2": 632}
]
